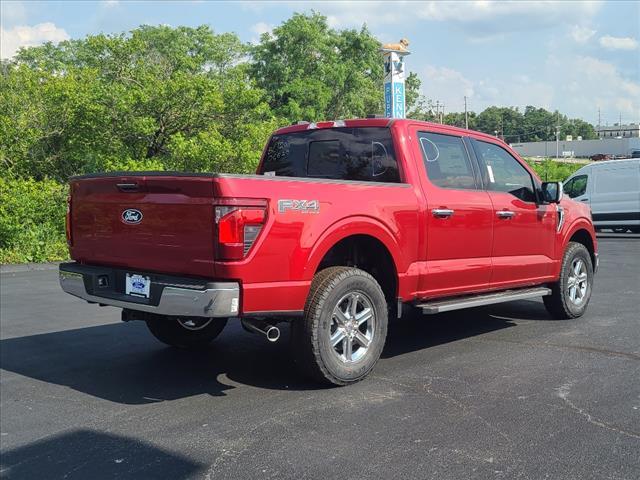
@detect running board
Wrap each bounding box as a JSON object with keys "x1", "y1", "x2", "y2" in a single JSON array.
[{"x1": 416, "y1": 287, "x2": 551, "y2": 314}]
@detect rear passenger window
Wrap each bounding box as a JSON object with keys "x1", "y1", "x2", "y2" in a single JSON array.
[
  {"x1": 472, "y1": 139, "x2": 536, "y2": 202},
  {"x1": 418, "y1": 132, "x2": 477, "y2": 189}
]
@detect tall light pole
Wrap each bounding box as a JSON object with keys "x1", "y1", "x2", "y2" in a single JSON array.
[
  {"x1": 464, "y1": 96, "x2": 468, "y2": 129},
  {"x1": 555, "y1": 111, "x2": 560, "y2": 160}
]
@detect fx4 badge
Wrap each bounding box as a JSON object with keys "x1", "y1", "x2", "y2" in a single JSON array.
[{"x1": 278, "y1": 199, "x2": 320, "y2": 214}]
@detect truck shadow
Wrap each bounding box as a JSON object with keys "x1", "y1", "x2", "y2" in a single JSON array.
[
  {"x1": 383, "y1": 299, "x2": 555, "y2": 358},
  {"x1": 0, "y1": 301, "x2": 552, "y2": 403},
  {"x1": 0, "y1": 429, "x2": 203, "y2": 479}
]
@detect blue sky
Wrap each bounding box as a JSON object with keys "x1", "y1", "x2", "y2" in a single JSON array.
[{"x1": 1, "y1": 0, "x2": 638, "y2": 125}]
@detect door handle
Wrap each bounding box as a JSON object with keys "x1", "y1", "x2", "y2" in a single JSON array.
[
  {"x1": 580, "y1": 198, "x2": 589, "y2": 202},
  {"x1": 432, "y1": 208, "x2": 454, "y2": 218},
  {"x1": 116, "y1": 183, "x2": 139, "y2": 192},
  {"x1": 496, "y1": 210, "x2": 515, "y2": 219}
]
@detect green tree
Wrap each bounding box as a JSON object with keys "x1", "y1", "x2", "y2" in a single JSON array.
[
  {"x1": 250, "y1": 12, "x2": 420, "y2": 121},
  {"x1": 1, "y1": 25, "x2": 277, "y2": 180}
]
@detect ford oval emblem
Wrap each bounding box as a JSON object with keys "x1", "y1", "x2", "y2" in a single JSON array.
[{"x1": 122, "y1": 209, "x2": 143, "y2": 224}]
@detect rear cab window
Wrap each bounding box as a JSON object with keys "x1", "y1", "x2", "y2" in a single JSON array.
[{"x1": 259, "y1": 127, "x2": 401, "y2": 183}]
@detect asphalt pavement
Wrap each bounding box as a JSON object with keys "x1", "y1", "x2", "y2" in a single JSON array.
[{"x1": 1, "y1": 237, "x2": 639, "y2": 479}]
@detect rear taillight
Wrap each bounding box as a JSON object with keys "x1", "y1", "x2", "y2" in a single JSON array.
[
  {"x1": 214, "y1": 202, "x2": 267, "y2": 260},
  {"x1": 65, "y1": 194, "x2": 73, "y2": 247}
]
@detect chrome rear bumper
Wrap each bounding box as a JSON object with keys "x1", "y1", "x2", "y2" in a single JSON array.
[{"x1": 59, "y1": 263, "x2": 239, "y2": 318}]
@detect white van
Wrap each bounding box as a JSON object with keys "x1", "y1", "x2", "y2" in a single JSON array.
[{"x1": 563, "y1": 159, "x2": 640, "y2": 233}]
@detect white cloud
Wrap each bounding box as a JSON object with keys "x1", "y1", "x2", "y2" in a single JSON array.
[
  {"x1": 423, "y1": 65, "x2": 475, "y2": 109},
  {"x1": 420, "y1": 64, "x2": 555, "y2": 114},
  {"x1": 416, "y1": 0, "x2": 601, "y2": 23},
  {"x1": 250, "y1": 22, "x2": 273, "y2": 36},
  {"x1": 288, "y1": 1, "x2": 601, "y2": 38},
  {"x1": 549, "y1": 55, "x2": 640, "y2": 121},
  {"x1": 103, "y1": 0, "x2": 120, "y2": 7},
  {"x1": 0, "y1": 22, "x2": 70, "y2": 59},
  {"x1": 419, "y1": 55, "x2": 640, "y2": 124},
  {"x1": 570, "y1": 25, "x2": 596, "y2": 43},
  {"x1": 598, "y1": 35, "x2": 638, "y2": 50},
  {"x1": 249, "y1": 22, "x2": 273, "y2": 45}
]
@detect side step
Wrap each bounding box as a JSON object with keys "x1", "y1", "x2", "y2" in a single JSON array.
[{"x1": 416, "y1": 287, "x2": 551, "y2": 314}]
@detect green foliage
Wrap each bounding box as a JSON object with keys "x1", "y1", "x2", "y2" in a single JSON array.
[
  {"x1": 0, "y1": 178, "x2": 68, "y2": 263},
  {"x1": 472, "y1": 106, "x2": 597, "y2": 143},
  {"x1": 524, "y1": 159, "x2": 585, "y2": 182},
  {"x1": 0, "y1": 16, "x2": 598, "y2": 263},
  {"x1": 1, "y1": 24, "x2": 276, "y2": 182},
  {"x1": 250, "y1": 12, "x2": 420, "y2": 121}
]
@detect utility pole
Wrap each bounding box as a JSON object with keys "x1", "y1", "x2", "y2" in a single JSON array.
[
  {"x1": 619, "y1": 112, "x2": 622, "y2": 126},
  {"x1": 464, "y1": 96, "x2": 469, "y2": 129},
  {"x1": 555, "y1": 111, "x2": 560, "y2": 161},
  {"x1": 440, "y1": 103, "x2": 445, "y2": 124},
  {"x1": 434, "y1": 101, "x2": 441, "y2": 123}
]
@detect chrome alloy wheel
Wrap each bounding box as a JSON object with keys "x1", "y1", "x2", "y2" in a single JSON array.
[
  {"x1": 176, "y1": 317, "x2": 213, "y2": 331},
  {"x1": 567, "y1": 258, "x2": 589, "y2": 305},
  {"x1": 329, "y1": 291, "x2": 375, "y2": 363}
]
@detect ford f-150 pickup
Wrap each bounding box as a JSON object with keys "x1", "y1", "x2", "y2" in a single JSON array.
[{"x1": 60, "y1": 118, "x2": 598, "y2": 385}]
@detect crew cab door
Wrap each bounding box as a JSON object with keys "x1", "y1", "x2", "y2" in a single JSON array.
[
  {"x1": 470, "y1": 138, "x2": 556, "y2": 287},
  {"x1": 411, "y1": 127, "x2": 493, "y2": 297}
]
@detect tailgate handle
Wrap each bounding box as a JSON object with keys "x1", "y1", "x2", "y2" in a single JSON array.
[{"x1": 116, "y1": 183, "x2": 140, "y2": 192}]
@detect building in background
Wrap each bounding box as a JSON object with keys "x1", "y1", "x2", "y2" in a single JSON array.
[
  {"x1": 596, "y1": 123, "x2": 640, "y2": 139},
  {"x1": 510, "y1": 137, "x2": 640, "y2": 159}
]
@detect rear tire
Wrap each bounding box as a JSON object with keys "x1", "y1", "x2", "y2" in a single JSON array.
[
  {"x1": 543, "y1": 242, "x2": 594, "y2": 319},
  {"x1": 292, "y1": 267, "x2": 388, "y2": 386},
  {"x1": 145, "y1": 315, "x2": 227, "y2": 348}
]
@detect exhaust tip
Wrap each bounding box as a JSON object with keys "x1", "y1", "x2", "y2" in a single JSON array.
[
  {"x1": 242, "y1": 318, "x2": 281, "y2": 342},
  {"x1": 265, "y1": 326, "x2": 280, "y2": 342}
]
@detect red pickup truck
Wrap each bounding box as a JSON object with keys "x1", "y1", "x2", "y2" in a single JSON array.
[{"x1": 60, "y1": 118, "x2": 598, "y2": 385}]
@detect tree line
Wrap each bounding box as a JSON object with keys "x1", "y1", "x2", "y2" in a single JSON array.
[
  {"x1": 1, "y1": 12, "x2": 596, "y2": 183},
  {"x1": 412, "y1": 104, "x2": 596, "y2": 143}
]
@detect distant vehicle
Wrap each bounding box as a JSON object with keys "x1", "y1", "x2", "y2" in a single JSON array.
[
  {"x1": 631, "y1": 150, "x2": 640, "y2": 159},
  {"x1": 590, "y1": 154, "x2": 611, "y2": 161},
  {"x1": 564, "y1": 158, "x2": 640, "y2": 233}
]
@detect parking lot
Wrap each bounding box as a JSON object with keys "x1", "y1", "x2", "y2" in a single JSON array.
[{"x1": 1, "y1": 236, "x2": 639, "y2": 479}]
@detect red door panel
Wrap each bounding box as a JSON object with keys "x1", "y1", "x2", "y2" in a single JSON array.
[
  {"x1": 488, "y1": 192, "x2": 557, "y2": 286},
  {"x1": 410, "y1": 127, "x2": 494, "y2": 297},
  {"x1": 470, "y1": 138, "x2": 557, "y2": 288}
]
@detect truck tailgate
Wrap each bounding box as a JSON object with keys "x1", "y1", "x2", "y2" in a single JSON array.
[{"x1": 70, "y1": 174, "x2": 217, "y2": 278}]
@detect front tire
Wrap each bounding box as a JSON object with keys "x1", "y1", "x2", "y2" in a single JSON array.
[
  {"x1": 293, "y1": 267, "x2": 388, "y2": 386},
  {"x1": 543, "y1": 242, "x2": 594, "y2": 319},
  {"x1": 145, "y1": 315, "x2": 227, "y2": 348}
]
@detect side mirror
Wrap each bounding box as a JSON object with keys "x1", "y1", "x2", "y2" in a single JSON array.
[{"x1": 541, "y1": 181, "x2": 563, "y2": 203}]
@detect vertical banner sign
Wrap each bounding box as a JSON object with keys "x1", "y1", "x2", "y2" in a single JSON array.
[{"x1": 383, "y1": 50, "x2": 408, "y2": 118}]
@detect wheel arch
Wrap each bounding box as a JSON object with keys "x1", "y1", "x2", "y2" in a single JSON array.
[
  {"x1": 304, "y1": 217, "x2": 403, "y2": 302},
  {"x1": 564, "y1": 223, "x2": 596, "y2": 268}
]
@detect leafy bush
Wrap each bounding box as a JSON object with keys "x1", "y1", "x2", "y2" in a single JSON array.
[
  {"x1": 525, "y1": 158, "x2": 585, "y2": 182},
  {"x1": 0, "y1": 178, "x2": 68, "y2": 263}
]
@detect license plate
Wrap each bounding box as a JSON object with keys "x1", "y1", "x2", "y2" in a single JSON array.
[{"x1": 125, "y1": 273, "x2": 151, "y2": 298}]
